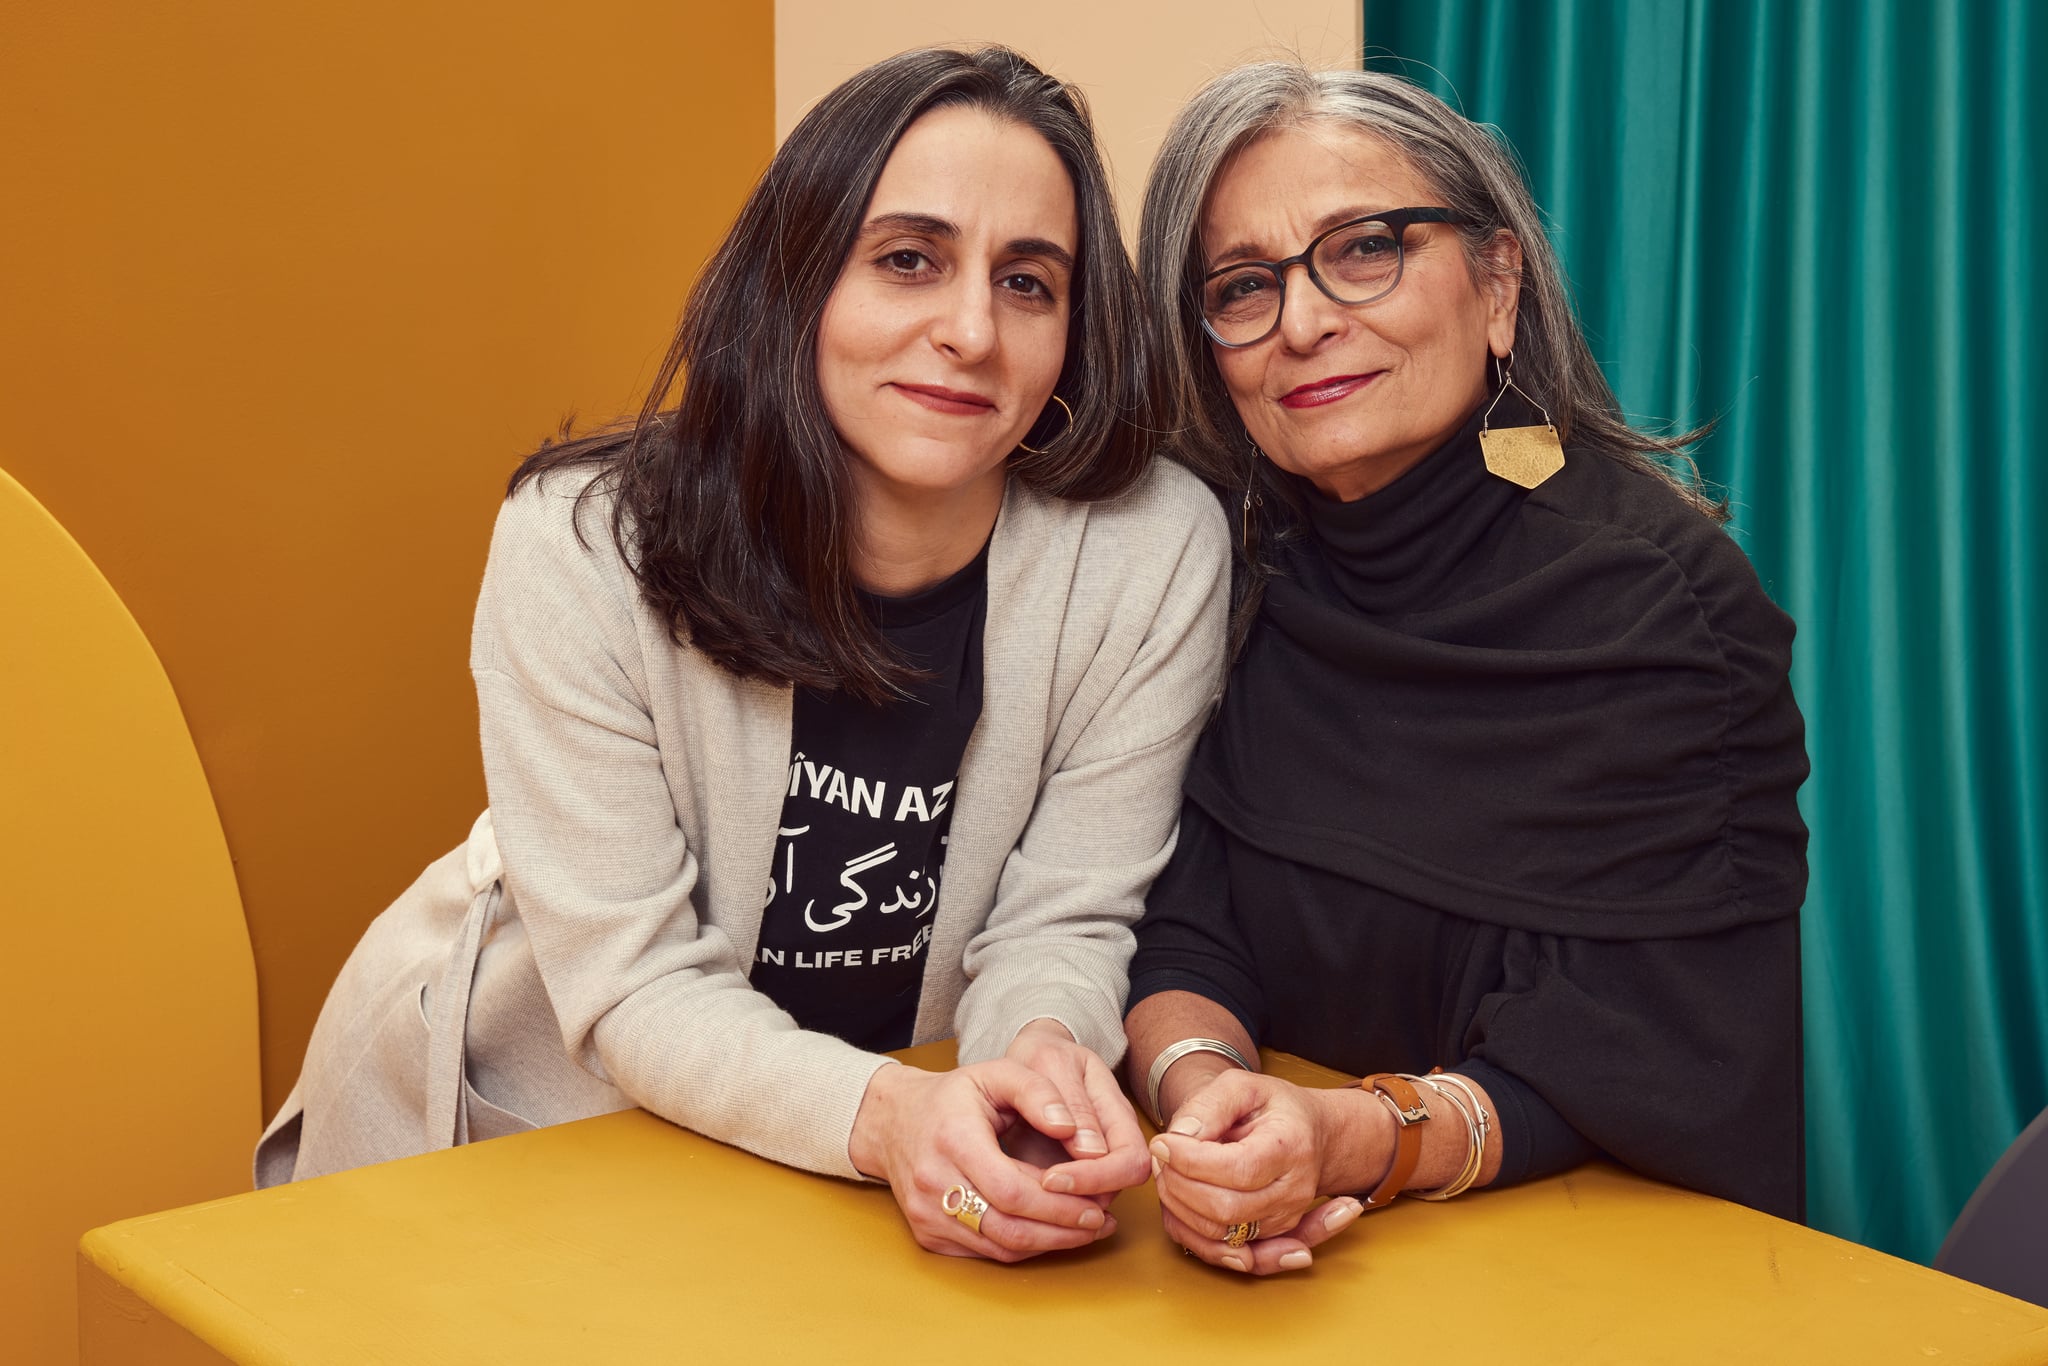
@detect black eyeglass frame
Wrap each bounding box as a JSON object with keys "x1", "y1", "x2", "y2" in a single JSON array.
[{"x1": 1197, "y1": 206, "x2": 1473, "y2": 348}]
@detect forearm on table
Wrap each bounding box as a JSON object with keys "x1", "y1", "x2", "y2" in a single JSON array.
[
  {"x1": 1127, "y1": 991, "x2": 1508, "y2": 1196},
  {"x1": 957, "y1": 941, "x2": 1134, "y2": 1065},
  {"x1": 847, "y1": 1058, "x2": 918, "y2": 1181},
  {"x1": 593, "y1": 977, "x2": 894, "y2": 1178},
  {"x1": 1306, "y1": 1070, "x2": 1506, "y2": 1195},
  {"x1": 958, "y1": 753, "x2": 1206, "y2": 1065},
  {"x1": 1123, "y1": 989, "x2": 1260, "y2": 1123}
]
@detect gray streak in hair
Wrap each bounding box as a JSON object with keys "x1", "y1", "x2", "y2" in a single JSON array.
[{"x1": 1138, "y1": 62, "x2": 1722, "y2": 647}]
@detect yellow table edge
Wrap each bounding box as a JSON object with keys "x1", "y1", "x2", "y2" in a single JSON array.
[
  {"x1": 76, "y1": 1240, "x2": 242, "y2": 1366},
  {"x1": 75, "y1": 1047, "x2": 2048, "y2": 1366}
]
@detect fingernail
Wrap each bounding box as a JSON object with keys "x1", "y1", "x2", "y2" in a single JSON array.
[
  {"x1": 1324, "y1": 1198, "x2": 1362, "y2": 1234},
  {"x1": 1096, "y1": 1215, "x2": 1119, "y2": 1240},
  {"x1": 1169, "y1": 1116, "x2": 1201, "y2": 1137},
  {"x1": 1279, "y1": 1250, "x2": 1313, "y2": 1270},
  {"x1": 1150, "y1": 1155, "x2": 1162, "y2": 1180},
  {"x1": 1078, "y1": 1207, "x2": 1104, "y2": 1230},
  {"x1": 1043, "y1": 1104, "x2": 1074, "y2": 1127},
  {"x1": 1222, "y1": 1254, "x2": 1247, "y2": 1272},
  {"x1": 1073, "y1": 1128, "x2": 1107, "y2": 1156},
  {"x1": 1044, "y1": 1171, "x2": 1075, "y2": 1194}
]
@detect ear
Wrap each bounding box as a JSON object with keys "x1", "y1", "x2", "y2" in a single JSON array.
[{"x1": 1480, "y1": 230, "x2": 1523, "y2": 358}]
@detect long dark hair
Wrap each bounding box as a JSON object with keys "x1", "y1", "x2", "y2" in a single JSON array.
[{"x1": 512, "y1": 46, "x2": 1151, "y2": 702}]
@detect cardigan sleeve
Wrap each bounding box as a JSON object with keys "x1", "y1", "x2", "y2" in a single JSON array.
[
  {"x1": 951, "y1": 468, "x2": 1231, "y2": 1066},
  {"x1": 470, "y1": 471, "x2": 890, "y2": 1179}
]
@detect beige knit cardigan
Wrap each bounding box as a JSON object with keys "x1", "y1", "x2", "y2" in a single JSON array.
[{"x1": 258, "y1": 460, "x2": 1228, "y2": 1185}]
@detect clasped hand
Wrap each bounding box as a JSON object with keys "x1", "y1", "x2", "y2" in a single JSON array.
[
  {"x1": 850, "y1": 1020, "x2": 1151, "y2": 1261},
  {"x1": 1148, "y1": 1070, "x2": 1365, "y2": 1275}
]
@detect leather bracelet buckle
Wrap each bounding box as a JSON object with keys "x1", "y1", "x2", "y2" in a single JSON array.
[{"x1": 1346, "y1": 1072, "x2": 1430, "y2": 1211}]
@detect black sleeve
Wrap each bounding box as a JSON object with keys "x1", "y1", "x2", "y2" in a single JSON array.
[
  {"x1": 1462, "y1": 918, "x2": 1805, "y2": 1221},
  {"x1": 1455, "y1": 1057, "x2": 1599, "y2": 1187},
  {"x1": 1126, "y1": 798, "x2": 1267, "y2": 1043}
]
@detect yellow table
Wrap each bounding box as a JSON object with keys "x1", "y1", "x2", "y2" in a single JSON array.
[{"x1": 79, "y1": 1047, "x2": 2048, "y2": 1365}]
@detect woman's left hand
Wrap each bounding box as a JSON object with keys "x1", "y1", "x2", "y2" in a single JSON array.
[
  {"x1": 1149, "y1": 1068, "x2": 1367, "y2": 1274},
  {"x1": 1004, "y1": 1019, "x2": 1153, "y2": 1200}
]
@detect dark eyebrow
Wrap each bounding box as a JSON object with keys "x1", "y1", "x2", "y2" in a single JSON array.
[
  {"x1": 1204, "y1": 205, "x2": 1393, "y2": 272},
  {"x1": 1006, "y1": 237, "x2": 1075, "y2": 274},
  {"x1": 861, "y1": 211, "x2": 959, "y2": 241},
  {"x1": 859, "y1": 214, "x2": 1075, "y2": 275}
]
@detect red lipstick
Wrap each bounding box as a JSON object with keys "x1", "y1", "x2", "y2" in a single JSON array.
[{"x1": 1280, "y1": 373, "x2": 1378, "y2": 409}]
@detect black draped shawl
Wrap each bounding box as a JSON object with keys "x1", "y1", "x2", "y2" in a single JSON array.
[{"x1": 1130, "y1": 405, "x2": 1810, "y2": 1218}]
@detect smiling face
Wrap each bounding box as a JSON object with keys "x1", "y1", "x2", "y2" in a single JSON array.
[
  {"x1": 816, "y1": 104, "x2": 1078, "y2": 523},
  {"x1": 1200, "y1": 121, "x2": 1520, "y2": 501}
]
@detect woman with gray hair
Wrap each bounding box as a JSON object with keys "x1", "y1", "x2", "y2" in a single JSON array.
[{"x1": 1126, "y1": 63, "x2": 1809, "y2": 1274}]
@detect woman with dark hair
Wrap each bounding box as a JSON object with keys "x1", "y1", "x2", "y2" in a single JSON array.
[
  {"x1": 258, "y1": 46, "x2": 1227, "y2": 1264},
  {"x1": 1125, "y1": 63, "x2": 1809, "y2": 1274}
]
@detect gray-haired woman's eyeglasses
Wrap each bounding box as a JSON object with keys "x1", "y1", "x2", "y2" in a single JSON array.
[{"x1": 1198, "y1": 207, "x2": 1471, "y2": 348}]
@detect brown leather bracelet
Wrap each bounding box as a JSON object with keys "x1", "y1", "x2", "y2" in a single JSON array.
[{"x1": 1345, "y1": 1072, "x2": 1431, "y2": 1211}]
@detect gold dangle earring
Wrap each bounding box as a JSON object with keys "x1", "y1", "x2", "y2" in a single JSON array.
[
  {"x1": 1017, "y1": 395, "x2": 1074, "y2": 455},
  {"x1": 1242, "y1": 436, "x2": 1266, "y2": 558},
  {"x1": 1477, "y1": 351, "x2": 1566, "y2": 490}
]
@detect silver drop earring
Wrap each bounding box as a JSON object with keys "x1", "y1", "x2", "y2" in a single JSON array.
[{"x1": 1242, "y1": 438, "x2": 1266, "y2": 557}]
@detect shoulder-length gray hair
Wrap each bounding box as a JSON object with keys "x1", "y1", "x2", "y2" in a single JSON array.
[{"x1": 1139, "y1": 62, "x2": 1720, "y2": 640}]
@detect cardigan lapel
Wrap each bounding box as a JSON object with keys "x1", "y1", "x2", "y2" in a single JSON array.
[
  {"x1": 913, "y1": 478, "x2": 1083, "y2": 1044},
  {"x1": 697, "y1": 666, "x2": 796, "y2": 971}
]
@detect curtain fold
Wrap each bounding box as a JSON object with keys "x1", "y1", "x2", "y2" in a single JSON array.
[{"x1": 1361, "y1": 0, "x2": 2047, "y2": 1262}]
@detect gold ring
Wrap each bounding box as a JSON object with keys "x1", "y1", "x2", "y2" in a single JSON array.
[
  {"x1": 1223, "y1": 1220, "x2": 1259, "y2": 1248},
  {"x1": 941, "y1": 1183, "x2": 989, "y2": 1235}
]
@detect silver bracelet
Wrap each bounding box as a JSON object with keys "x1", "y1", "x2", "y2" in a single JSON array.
[
  {"x1": 1401, "y1": 1072, "x2": 1491, "y2": 1201},
  {"x1": 1145, "y1": 1037, "x2": 1252, "y2": 1127}
]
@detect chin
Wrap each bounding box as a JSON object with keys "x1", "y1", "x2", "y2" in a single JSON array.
[
  {"x1": 855, "y1": 446, "x2": 1010, "y2": 499},
  {"x1": 1272, "y1": 439, "x2": 1365, "y2": 480}
]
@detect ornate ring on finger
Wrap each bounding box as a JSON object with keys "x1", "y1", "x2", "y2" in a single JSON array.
[
  {"x1": 1223, "y1": 1220, "x2": 1260, "y2": 1248},
  {"x1": 941, "y1": 1183, "x2": 989, "y2": 1235}
]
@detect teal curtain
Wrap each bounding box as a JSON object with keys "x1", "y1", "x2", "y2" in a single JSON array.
[{"x1": 1359, "y1": 0, "x2": 2047, "y2": 1263}]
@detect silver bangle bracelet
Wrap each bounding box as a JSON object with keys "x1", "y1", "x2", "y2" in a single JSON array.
[
  {"x1": 1145, "y1": 1037, "x2": 1252, "y2": 1127},
  {"x1": 1402, "y1": 1072, "x2": 1491, "y2": 1201},
  {"x1": 1408, "y1": 1078, "x2": 1479, "y2": 1200}
]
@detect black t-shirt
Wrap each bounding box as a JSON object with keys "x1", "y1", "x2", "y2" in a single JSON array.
[{"x1": 750, "y1": 546, "x2": 988, "y2": 1051}]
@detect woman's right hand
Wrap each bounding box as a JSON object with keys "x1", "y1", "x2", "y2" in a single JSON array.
[
  {"x1": 849, "y1": 1060, "x2": 1123, "y2": 1261},
  {"x1": 1149, "y1": 1069, "x2": 1373, "y2": 1275}
]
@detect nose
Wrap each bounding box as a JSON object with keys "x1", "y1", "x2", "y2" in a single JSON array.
[
  {"x1": 929, "y1": 275, "x2": 998, "y2": 364},
  {"x1": 1274, "y1": 261, "x2": 1345, "y2": 352}
]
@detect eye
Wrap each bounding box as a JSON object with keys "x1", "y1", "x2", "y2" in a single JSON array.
[
  {"x1": 877, "y1": 248, "x2": 935, "y2": 276},
  {"x1": 999, "y1": 271, "x2": 1051, "y2": 299},
  {"x1": 1217, "y1": 271, "x2": 1271, "y2": 301},
  {"x1": 1315, "y1": 223, "x2": 1404, "y2": 294},
  {"x1": 1202, "y1": 268, "x2": 1274, "y2": 317},
  {"x1": 1335, "y1": 228, "x2": 1398, "y2": 258}
]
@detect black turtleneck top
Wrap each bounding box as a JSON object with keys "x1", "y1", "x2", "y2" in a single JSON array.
[{"x1": 1129, "y1": 406, "x2": 1810, "y2": 1219}]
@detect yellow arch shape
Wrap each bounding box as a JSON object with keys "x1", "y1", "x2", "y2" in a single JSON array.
[{"x1": 0, "y1": 466, "x2": 260, "y2": 1364}]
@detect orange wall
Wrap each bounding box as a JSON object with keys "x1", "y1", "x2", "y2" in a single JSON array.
[
  {"x1": 0, "y1": 1, "x2": 774, "y2": 1112},
  {"x1": 776, "y1": 0, "x2": 1359, "y2": 231}
]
